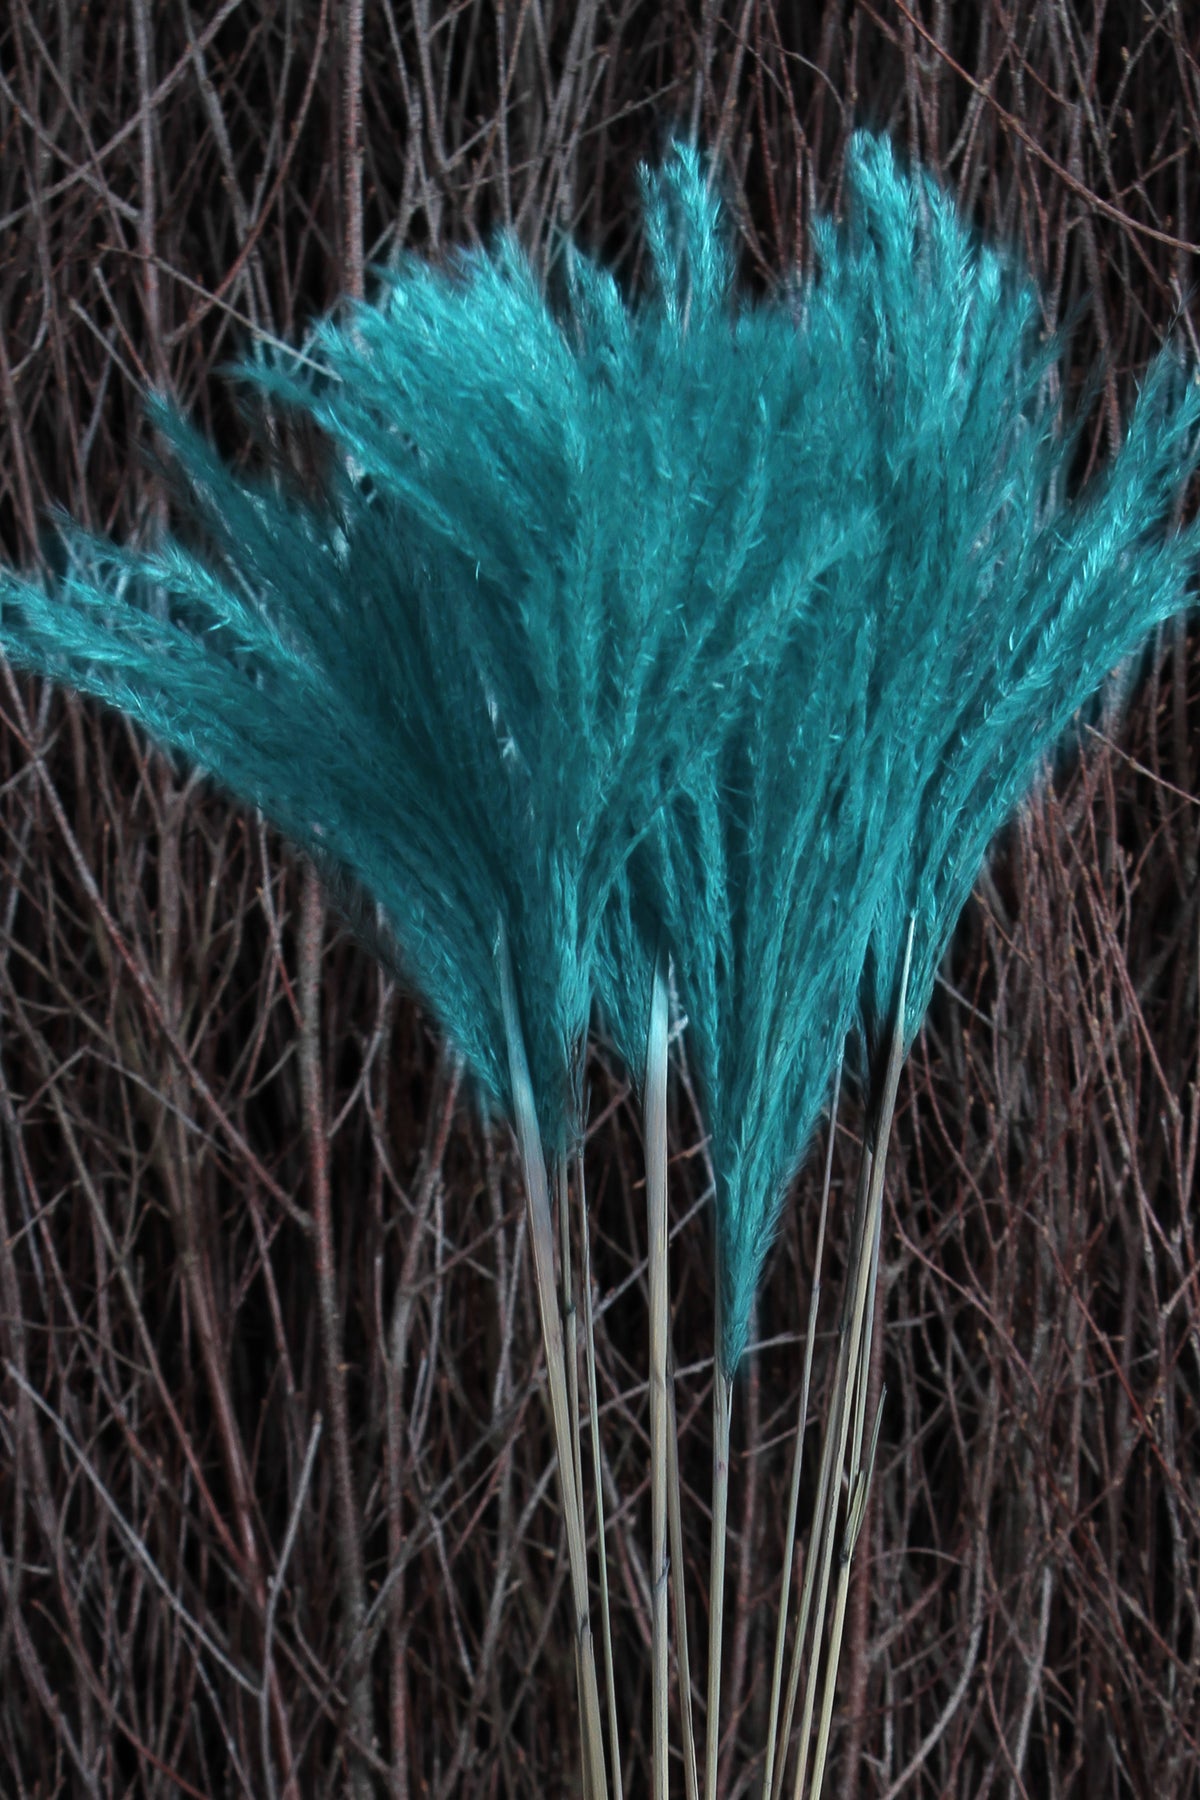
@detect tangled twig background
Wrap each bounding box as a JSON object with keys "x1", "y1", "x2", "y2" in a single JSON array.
[{"x1": 0, "y1": 5, "x2": 1198, "y2": 1796}]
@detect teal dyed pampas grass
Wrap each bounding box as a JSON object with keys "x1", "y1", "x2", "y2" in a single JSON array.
[
  {"x1": 0, "y1": 147, "x2": 854, "y2": 1157},
  {"x1": 830, "y1": 137, "x2": 1200, "y2": 1055},
  {"x1": 2, "y1": 131, "x2": 1198, "y2": 1797},
  {"x1": 635, "y1": 132, "x2": 1200, "y2": 1384}
]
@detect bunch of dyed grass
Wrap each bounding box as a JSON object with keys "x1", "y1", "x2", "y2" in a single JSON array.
[
  {"x1": 599, "y1": 134, "x2": 1200, "y2": 1799},
  {"x1": 2, "y1": 134, "x2": 1198, "y2": 1798}
]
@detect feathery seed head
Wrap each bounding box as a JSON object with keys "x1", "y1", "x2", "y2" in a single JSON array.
[
  {"x1": 628, "y1": 130, "x2": 1199, "y2": 1374},
  {"x1": 1, "y1": 132, "x2": 1195, "y2": 1368},
  {"x1": 0, "y1": 140, "x2": 846, "y2": 1156}
]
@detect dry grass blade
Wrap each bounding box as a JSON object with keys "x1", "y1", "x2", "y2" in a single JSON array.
[
  {"x1": 498, "y1": 928, "x2": 608, "y2": 1799},
  {"x1": 704, "y1": 1363, "x2": 734, "y2": 1800},
  {"x1": 579, "y1": 1174, "x2": 624, "y2": 1800},
  {"x1": 762, "y1": 1052, "x2": 841, "y2": 1800},
  {"x1": 666, "y1": 1347, "x2": 701, "y2": 1800},
  {"x1": 774, "y1": 1142, "x2": 869, "y2": 1800},
  {"x1": 778, "y1": 923, "x2": 913, "y2": 1800},
  {"x1": 646, "y1": 942, "x2": 672, "y2": 1800},
  {"x1": 557, "y1": 1151, "x2": 588, "y2": 1537}
]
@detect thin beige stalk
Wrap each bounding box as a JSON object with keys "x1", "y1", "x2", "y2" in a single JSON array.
[
  {"x1": 774, "y1": 1145, "x2": 869, "y2": 1800},
  {"x1": 497, "y1": 928, "x2": 608, "y2": 1800},
  {"x1": 666, "y1": 1345, "x2": 701, "y2": 1800},
  {"x1": 761, "y1": 1052, "x2": 842, "y2": 1800},
  {"x1": 773, "y1": 1123, "x2": 867, "y2": 1800},
  {"x1": 845, "y1": 1203, "x2": 882, "y2": 1509},
  {"x1": 806, "y1": 1215, "x2": 883, "y2": 1800},
  {"x1": 788, "y1": 918, "x2": 913, "y2": 1800},
  {"x1": 807, "y1": 1388, "x2": 885, "y2": 1800},
  {"x1": 646, "y1": 943, "x2": 672, "y2": 1800},
  {"x1": 704, "y1": 1363, "x2": 734, "y2": 1800},
  {"x1": 807, "y1": 962, "x2": 908, "y2": 1800},
  {"x1": 579, "y1": 1156, "x2": 624, "y2": 1800},
  {"x1": 557, "y1": 1152, "x2": 587, "y2": 1531},
  {"x1": 789, "y1": 1186, "x2": 871, "y2": 1798}
]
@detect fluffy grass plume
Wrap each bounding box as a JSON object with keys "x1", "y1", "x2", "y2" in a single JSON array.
[
  {"x1": 2, "y1": 130, "x2": 1196, "y2": 1368},
  {"x1": 620, "y1": 133, "x2": 1200, "y2": 1376},
  {"x1": 0, "y1": 146, "x2": 852, "y2": 1155},
  {"x1": 833, "y1": 134, "x2": 1200, "y2": 1051}
]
